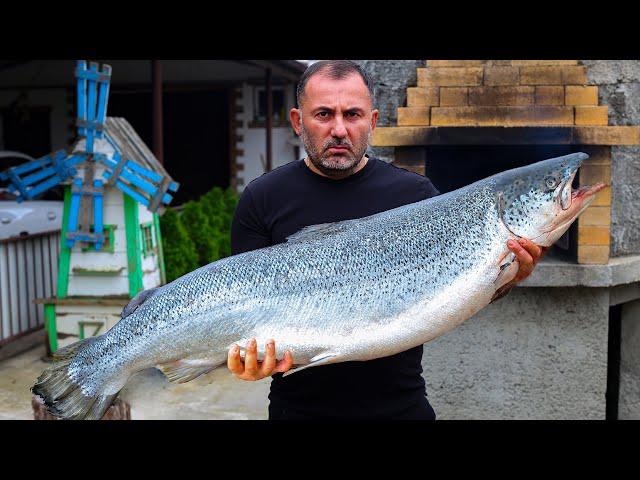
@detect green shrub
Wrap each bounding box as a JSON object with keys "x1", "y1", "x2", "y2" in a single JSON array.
[
  {"x1": 159, "y1": 186, "x2": 239, "y2": 282},
  {"x1": 181, "y1": 201, "x2": 219, "y2": 265},
  {"x1": 159, "y1": 207, "x2": 199, "y2": 282}
]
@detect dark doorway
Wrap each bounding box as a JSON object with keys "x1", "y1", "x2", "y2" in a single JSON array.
[
  {"x1": 1, "y1": 100, "x2": 52, "y2": 163},
  {"x1": 163, "y1": 90, "x2": 230, "y2": 204},
  {"x1": 423, "y1": 145, "x2": 583, "y2": 259},
  {"x1": 606, "y1": 304, "x2": 622, "y2": 420},
  {"x1": 107, "y1": 89, "x2": 230, "y2": 205}
]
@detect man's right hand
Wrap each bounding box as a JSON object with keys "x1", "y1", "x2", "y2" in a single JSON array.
[{"x1": 227, "y1": 338, "x2": 294, "y2": 381}]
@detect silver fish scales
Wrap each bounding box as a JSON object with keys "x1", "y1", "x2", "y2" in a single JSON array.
[{"x1": 32, "y1": 152, "x2": 605, "y2": 419}]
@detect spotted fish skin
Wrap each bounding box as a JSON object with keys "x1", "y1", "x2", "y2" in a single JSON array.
[{"x1": 32, "y1": 152, "x2": 598, "y2": 419}]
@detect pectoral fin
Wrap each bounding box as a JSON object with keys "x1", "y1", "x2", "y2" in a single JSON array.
[
  {"x1": 282, "y1": 352, "x2": 340, "y2": 377},
  {"x1": 494, "y1": 252, "x2": 518, "y2": 287},
  {"x1": 156, "y1": 358, "x2": 221, "y2": 384}
]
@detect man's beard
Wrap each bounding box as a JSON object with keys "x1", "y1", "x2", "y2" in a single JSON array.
[{"x1": 299, "y1": 124, "x2": 371, "y2": 177}]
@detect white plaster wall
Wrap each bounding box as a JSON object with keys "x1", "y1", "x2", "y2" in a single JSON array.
[
  {"x1": 234, "y1": 82, "x2": 302, "y2": 191},
  {"x1": 138, "y1": 203, "x2": 161, "y2": 290},
  {"x1": 67, "y1": 187, "x2": 128, "y2": 297}
]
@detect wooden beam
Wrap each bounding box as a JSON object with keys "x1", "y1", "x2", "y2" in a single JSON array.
[
  {"x1": 372, "y1": 126, "x2": 640, "y2": 147},
  {"x1": 246, "y1": 60, "x2": 304, "y2": 82}
]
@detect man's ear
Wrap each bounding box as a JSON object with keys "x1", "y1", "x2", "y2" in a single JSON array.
[
  {"x1": 290, "y1": 108, "x2": 302, "y2": 135},
  {"x1": 371, "y1": 109, "x2": 379, "y2": 131}
]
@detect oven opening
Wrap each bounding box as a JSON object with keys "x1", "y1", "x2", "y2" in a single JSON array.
[{"x1": 423, "y1": 145, "x2": 584, "y2": 261}]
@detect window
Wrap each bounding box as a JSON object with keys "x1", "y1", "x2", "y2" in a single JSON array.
[
  {"x1": 250, "y1": 87, "x2": 288, "y2": 128},
  {"x1": 81, "y1": 224, "x2": 116, "y2": 253},
  {"x1": 140, "y1": 222, "x2": 155, "y2": 257}
]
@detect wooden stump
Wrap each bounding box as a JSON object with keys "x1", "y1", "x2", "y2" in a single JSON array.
[{"x1": 32, "y1": 395, "x2": 131, "y2": 420}]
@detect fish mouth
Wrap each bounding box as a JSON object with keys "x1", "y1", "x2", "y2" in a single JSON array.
[{"x1": 541, "y1": 180, "x2": 606, "y2": 236}]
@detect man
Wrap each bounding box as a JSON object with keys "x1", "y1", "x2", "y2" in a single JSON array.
[{"x1": 227, "y1": 60, "x2": 545, "y2": 420}]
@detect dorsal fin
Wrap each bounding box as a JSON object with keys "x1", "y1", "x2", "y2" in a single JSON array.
[{"x1": 286, "y1": 219, "x2": 358, "y2": 244}]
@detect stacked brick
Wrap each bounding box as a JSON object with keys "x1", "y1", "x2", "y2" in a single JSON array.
[
  {"x1": 399, "y1": 60, "x2": 608, "y2": 127},
  {"x1": 394, "y1": 60, "x2": 616, "y2": 264},
  {"x1": 577, "y1": 146, "x2": 612, "y2": 264}
]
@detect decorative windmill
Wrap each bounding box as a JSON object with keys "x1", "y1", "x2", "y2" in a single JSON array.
[{"x1": 0, "y1": 60, "x2": 179, "y2": 352}]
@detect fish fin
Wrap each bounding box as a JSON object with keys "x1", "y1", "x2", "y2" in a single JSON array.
[
  {"x1": 282, "y1": 352, "x2": 340, "y2": 377},
  {"x1": 286, "y1": 220, "x2": 357, "y2": 243},
  {"x1": 32, "y1": 336, "x2": 120, "y2": 420},
  {"x1": 494, "y1": 252, "x2": 518, "y2": 288},
  {"x1": 121, "y1": 286, "x2": 161, "y2": 319},
  {"x1": 156, "y1": 358, "x2": 220, "y2": 384}
]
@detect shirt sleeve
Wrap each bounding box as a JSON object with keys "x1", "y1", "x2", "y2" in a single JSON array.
[
  {"x1": 231, "y1": 186, "x2": 271, "y2": 255},
  {"x1": 422, "y1": 176, "x2": 440, "y2": 199}
]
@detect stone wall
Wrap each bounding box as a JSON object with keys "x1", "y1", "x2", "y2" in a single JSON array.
[
  {"x1": 352, "y1": 60, "x2": 424, "y2": 163},
  {"x1": 583, "y1": 61, "x2": 640, "y2": 257},
  {"x1": 421, "y1": 287, "x2": 609, "y2": 419}
]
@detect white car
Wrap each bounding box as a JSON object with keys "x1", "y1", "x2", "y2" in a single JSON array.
[{"x1": 0, "y1": 151, "x2": 64, "y2": 241}]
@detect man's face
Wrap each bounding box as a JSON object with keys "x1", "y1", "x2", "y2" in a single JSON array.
[{"x1": 290, "y1": 72, "x2": 378, "y2": 176}]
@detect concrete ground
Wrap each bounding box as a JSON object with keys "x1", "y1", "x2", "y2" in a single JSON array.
[{"x1": 0, "y1": 342, "x2": 272, "y2": 420}]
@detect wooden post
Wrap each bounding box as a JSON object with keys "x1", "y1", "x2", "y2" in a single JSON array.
[{"x1": 152, "y1": 60, "x2": 164, "y2": 165}]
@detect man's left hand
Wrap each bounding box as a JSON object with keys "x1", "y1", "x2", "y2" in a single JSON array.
[
  {"x1": 491, "y1": 238, "x2": 547, "y2": 303},
  {"x1": 507, "y1": 238, "x2": 548, "y2": 284}
]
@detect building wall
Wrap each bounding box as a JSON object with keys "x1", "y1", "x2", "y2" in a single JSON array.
[
  {"x1": 421, "y1": 287, "x2": 610, "y2": 419},
  {"x1": 233, "y1": 82, "x2": 301, "y2": 191},
  {"x1": 619, "y1": 298, "x2": 640, "y2": 419}
]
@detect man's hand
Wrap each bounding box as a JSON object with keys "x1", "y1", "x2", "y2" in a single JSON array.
[
  {"x1": 227, "y1": 338, "x2": 294, "y2": 381},
  {"x1": 507, "y1": 238, "x2": 548, "y2": 284},
  {"x1": 492, "y1": 238, "x2": 548, "y2": 303}
]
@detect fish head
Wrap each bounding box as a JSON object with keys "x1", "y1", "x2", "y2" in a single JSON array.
[{"x1": 494, "y1": 152, "x2": 606, "y2": 247}]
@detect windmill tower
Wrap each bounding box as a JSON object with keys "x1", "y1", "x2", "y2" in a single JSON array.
[{"x1": 0, "y1": 60, "x2": 179, "y2": 352}]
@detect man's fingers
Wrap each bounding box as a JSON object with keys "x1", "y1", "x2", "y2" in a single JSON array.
[
  {"x1": 227, "y1": 344, "x2": 244, "y2": 376},
  {"x1": 273, "y1": 350, "x2": 294, "y2": 373},
  {"x1": 508, "y1": 240, "x2": 534, "y2": 281},
  {"x1": 518, "y1": 238, "x2": 542, "y2": 261},
  {"x1": 508, "y1": 240, "x2": 534, "y2": 265},
  {"x1": 243, "y1": 338, "x2": 258, "y2": 376},
  {"x1": 259, "y1": 339, "x2": 277, "y2": 376}
]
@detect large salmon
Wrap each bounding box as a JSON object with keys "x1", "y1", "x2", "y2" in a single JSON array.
[{"x1": 32, "y1": 152, "x2": 605, "y2": 419}]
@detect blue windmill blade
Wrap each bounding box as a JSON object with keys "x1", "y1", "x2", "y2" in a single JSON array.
[
  {"x1": 95, "y1": 65, "x2": 112, "y2": 139},
  {"x1": 99, "y1": 153, "x2": 177, "y2": 212},
  {"x1": 85, "y1": 62, "x2": 99, "y2": 152},
  {"x1": 76, "y1": 60, "x2": 87, "y2": 138},
  {"x1": 0, "y1": 150, "x2": 82, "y2": 202},
  {"x1": 75, "y1": 60, "x2": 112, "y2": 150}
]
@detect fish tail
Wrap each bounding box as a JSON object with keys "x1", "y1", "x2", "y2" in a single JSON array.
[{"x1": 32, "y1": 337, "x2": 119, "y2": 420}]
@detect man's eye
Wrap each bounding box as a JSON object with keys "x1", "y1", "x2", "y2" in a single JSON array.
[{"x1": 317, "y1": 111, "x2": 329, "y2": 118}]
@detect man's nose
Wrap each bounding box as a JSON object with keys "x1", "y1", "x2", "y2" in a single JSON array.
[{"x1": 331, "y1": 117, "x2": 348, "y2": 138}]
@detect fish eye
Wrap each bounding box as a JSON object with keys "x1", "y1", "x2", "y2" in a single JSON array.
[{"x1": 545, "y1": 176, "x2": 558, "y2": 189}]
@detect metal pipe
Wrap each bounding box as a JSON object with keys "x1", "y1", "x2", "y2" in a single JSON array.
[
  {"x1": 151, "y1": 60, "x2": 164, "y2": 165},
  {"x1": 265, "y1": 67, "x2": 272, "y2": 172}
]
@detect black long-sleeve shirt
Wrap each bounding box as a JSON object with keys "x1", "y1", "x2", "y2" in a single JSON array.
[{"x1": 230, "y1": 156, "x2": 440, "y2": 419}]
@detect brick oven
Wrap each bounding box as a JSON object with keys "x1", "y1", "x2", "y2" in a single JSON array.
[
  {"x1": 373, "y1": 60, "x2": 639, "y2": 265},
  {"x1": 369, "y1": 60, "x2": 640, "y2": 419}
]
